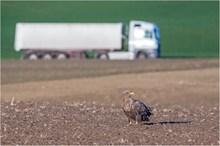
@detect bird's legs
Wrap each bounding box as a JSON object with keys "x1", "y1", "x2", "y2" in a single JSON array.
[
  {"x1": 135, "y1": 115, "x2": 141, "y2": 124},
  {"x1": 126, "y1": 118, "x2": 132, "y2": 125},
  {"x1": 128, "y1": 118, "x2": 132, "y2": 124},
  {"x1": 135, "y1": 119, "x2": 140, "y2": 124}
]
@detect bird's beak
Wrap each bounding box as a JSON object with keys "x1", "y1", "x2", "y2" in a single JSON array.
[{"x1": 129, "y1": 92, "x2": 135, "y2": 95}]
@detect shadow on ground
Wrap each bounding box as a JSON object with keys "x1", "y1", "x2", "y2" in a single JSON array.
[{"x1": 145, "y1": 121, "x2": 191, "y2": 125}]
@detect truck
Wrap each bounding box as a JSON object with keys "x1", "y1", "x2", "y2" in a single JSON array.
[{"x1": 14, "y1": 20, "x2": 160, "y2": 60}]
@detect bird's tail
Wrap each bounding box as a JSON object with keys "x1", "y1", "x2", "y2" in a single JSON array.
[
  {"x1": 149, "y1": 110, "x2": 154, "y2": 115},
  {"x1": 148, "y1": 107, "x2": 154, "y2": 116}
]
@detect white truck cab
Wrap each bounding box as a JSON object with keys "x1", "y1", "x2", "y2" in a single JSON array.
[{"x1": 109, "y1": 20, "x2": 160, "y2": 60}]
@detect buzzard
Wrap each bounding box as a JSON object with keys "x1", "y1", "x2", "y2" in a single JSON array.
[{"x1": 122, "y1": 90, "x2": 153, "y2": 124}]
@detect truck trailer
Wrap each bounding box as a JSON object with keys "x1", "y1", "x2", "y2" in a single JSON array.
[{"x1": 14, "y1": 20, "x2": 160, "y2": 60}]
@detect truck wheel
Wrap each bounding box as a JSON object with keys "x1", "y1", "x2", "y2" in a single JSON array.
[
  {"x1": 57, "y1": 53, "x2": 67, "y2": 60},
  {"x1": 97, "y1": 53, "x2": 109, "y2": 59},
  {"x1": 29, "y1": 54, "x2": 38, "y2": 60},
  {"x1": 136, "y1": 52, "x2": 148, "y2": 59},
  {"x1": 43, "y1": 54, "x2": 52, "y2": 60}
]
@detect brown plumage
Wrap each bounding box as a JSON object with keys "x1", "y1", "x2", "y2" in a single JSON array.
[{"x1": 122, "y1": 90, "x2": 153, "y2": 124}]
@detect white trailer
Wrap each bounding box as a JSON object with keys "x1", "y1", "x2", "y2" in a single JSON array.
[{"x1": 14, "y1": 20, "x2": 160, "y2": 60}]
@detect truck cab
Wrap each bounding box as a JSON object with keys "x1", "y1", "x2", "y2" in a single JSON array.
[
  {"x1": 129, "y1": 20, "x2": 160, "y2": 59},
  {"x1": 108, "y1": 20, "x2": 160, "y2": 60}
]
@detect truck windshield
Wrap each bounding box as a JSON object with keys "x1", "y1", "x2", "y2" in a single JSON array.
[{"x1": 145, "y1": 31, "x2": 153, "y2": 39}]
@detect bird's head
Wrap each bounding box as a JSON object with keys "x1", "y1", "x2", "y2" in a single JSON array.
[{"x1": 122, "y1": 90, "x2": 135, "y2": 98}]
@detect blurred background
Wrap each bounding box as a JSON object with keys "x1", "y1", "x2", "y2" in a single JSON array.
[{"x1": 1, "y1": 1, "x2": 219, "y2": 59}]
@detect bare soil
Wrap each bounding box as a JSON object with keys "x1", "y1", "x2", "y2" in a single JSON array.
[
  {"x1": 1, "y1": 59, "x2": 219, "y2": 145},
  {"x1": 1, "y1": 59, "x2": 218, "y2": 84}
]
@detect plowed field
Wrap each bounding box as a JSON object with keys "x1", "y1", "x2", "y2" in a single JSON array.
[{"x1": 1, "y1": 59, "x2": 219, "y2": 145}]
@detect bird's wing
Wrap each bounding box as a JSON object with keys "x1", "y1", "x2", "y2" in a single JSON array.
[{"x1": 132, "y1": 99, "x2": 152, "y2": 116}]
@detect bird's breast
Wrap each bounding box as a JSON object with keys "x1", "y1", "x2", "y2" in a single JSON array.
[{"x1": 122, "y1": 97, "x2": 132, "y2": 111}]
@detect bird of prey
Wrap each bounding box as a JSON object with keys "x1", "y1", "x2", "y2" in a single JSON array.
[{"x1": 122, "y1": 90, "x2": 153, "y2": 124}]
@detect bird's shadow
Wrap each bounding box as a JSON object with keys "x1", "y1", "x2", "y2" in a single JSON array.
[{"x1": 144, "y1": 120, "x2": 191, "y2": 125}]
